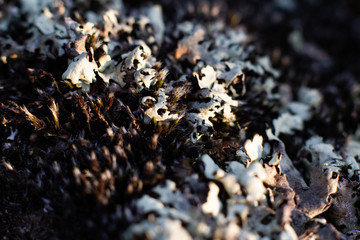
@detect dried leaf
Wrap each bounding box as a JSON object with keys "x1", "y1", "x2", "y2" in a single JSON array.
[
  {"x1": 327, "y1": 179, "x2": 360, "y2": 232},
  {"x1": 297, "y1": 167, "x2": 339, "y2": 218}
]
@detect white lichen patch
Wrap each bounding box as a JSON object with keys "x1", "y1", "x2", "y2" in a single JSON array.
[
  {"x1": 201, "y1": 182, "x2": 222, "y2": 217},
  {"x1": 305, "y1": 136, "x2": 343, "y2": 173},
  {"x1": 200, "y1": 155, "x2": 241, "y2": 196},
  {"x1": 218, "y1": 62, "x2": 245, "y2": 88},
  {"x1": 344, "y1": 156, "x2": 360, "y2": 178},
  {"x1": 134, "y1": 67, "x2": 168, "y2": 91},
  {"x1": 123, "y1": 41, "x2": 153, "y2": 72},
  {"x1": 244, "y1": 134, "x2": 264, "y2": 163},
  {"x1": 273, "y1": 112, "x2": 303, "y2": 137},
  {"x1": 34, "y1": 12, "x2": 56, "y2": 35},
  {"x1": 285, "y1": 102, "x2": 312, "y2": 121},
  {"x1": 62, "y1": 51, "x2": 98, "y2": 91},
  {"x1": 175, "y1": 27, "x2": 206, "y2": 64},
  {"x1": 344, "y1": 139, "x2": 360, "y2": 159},
  {"x1": 186, "y1": 86, "x2": 239, "y2": 142},
  {"x1": 298, "y1": 87, "x2": 323, "y2": 108},
  {"x1": 19, "y1": 0, "x2": 57, "y2": 15},
  {"x1": 201, "y1": 154, "x2": 225, "y2": 179},
  {"x1": 142, "y1": 89, "x2": 179, "y2": 124},
  {"x1": 228, "y1": 161, "x2": 267, "y2": 203},
  {"x1": 123, "y1": 217, "x2": 192, "y2": 240},
  {"x1": 142, "y1": 5, "x2": 165, "y2": 44},
  {"x1": 194, "y1": 65, "x2": 217, "y2": 89}
]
